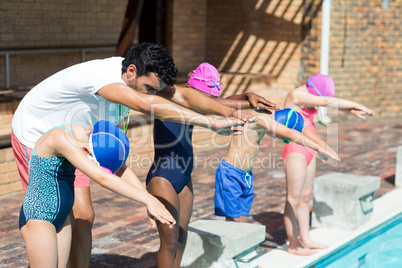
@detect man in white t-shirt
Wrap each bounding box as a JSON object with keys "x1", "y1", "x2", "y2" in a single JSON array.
[{"x1": 12, "y1": 43, "x2": 264, "y2": 267}]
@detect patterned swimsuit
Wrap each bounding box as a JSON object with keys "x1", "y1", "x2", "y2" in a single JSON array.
[{"x1": 19, "y1": 126, "x2": 76, "y2": 231}]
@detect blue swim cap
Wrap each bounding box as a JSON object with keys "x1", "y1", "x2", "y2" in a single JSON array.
[
  {"x1": 90, "y1": 120, "x2": 130, "y2": 174},
  {"x1": 274, "y1": 108, "x2": 304, "y2": 144}
]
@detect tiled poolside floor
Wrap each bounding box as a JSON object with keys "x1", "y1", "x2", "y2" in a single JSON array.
[{"x1": 0, "y1": 118, "x2": 400, "y2": 268}]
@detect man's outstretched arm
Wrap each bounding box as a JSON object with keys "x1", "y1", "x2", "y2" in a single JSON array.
[
  {"x1": 98, "y1": 83, "x2": 244, "y2": 130},
  {"x1": 158, "y1": 85, "x2": 257, "y2": 122}
]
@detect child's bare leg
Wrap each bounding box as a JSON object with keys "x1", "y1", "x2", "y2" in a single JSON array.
[
  {"x1": 284, "y1": 154, "x2": 316, "y2": 256},
  {"x1": 239, "y1": 216, "x2": 248, "y2": 222},
  {"x1": 70, "y1": 187, "x2": 94, "y2": 268},
  {"x1": 21, "y1": 220, "x2": 58, "y2": 268},
  {"x1": 225, "y1": 216, "x2": 248, "y2": 222},
  {"x1": 173, "y1": 181, "x2": 193, "y2": 268},
  {"x1": 147, "y1": 176, "x2": 180, "y2": 268},
  {"x1": 299, "y1": 157, "x2": 328, "y2": 249},
  {"x1": 57, "y1": 217, "x2": 72, "y2": 267}
]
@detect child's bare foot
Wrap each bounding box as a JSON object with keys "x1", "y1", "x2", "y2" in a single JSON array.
[
  {"x1": 287, "y1": 245, "x2": 316, "y2": 256},
  {"x1": 301, "y1": 239, "x2": 328, "y2": 250}
]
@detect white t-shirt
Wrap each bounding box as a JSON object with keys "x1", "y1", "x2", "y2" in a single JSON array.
[{"x1": 12, "y1": 57, "x2": 130, "y2": 148}]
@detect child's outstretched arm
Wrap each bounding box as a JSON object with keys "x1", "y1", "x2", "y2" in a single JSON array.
[
  {"x1": 223, "y1": 92, "x2": 280, "y2": 110},
  {"x1": 55, "y1": 137, "x2": 176, "y2": 227},
  {"x1": 290, "y1": 90, "x2": 375, "y2": 119},
  {"x1": 302, "y1": 128, "x2": 340, "y2": 162},
  {"x1": 116, "y1": 165, "x2": 169, "y2": 227},
  {"x1": 274, "y1": 122, "x2": 339, "y2": 161},
  {"x1": 116, "y1": 165, "x2": 146, "y2": 190},
  {"x1": 252, "y1": 112, "x2": 340, "y2": 161},
  {"x1": 338, "y1": 107, "x2": 375, "y2": 120}
]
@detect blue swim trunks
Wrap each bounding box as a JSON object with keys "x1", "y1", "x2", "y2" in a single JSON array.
[{"x1": 214, "y1": 158, "x2": 254, "y2": 219}]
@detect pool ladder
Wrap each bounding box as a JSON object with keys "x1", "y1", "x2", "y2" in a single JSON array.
[
  {"x1": 360, "y1": 193, "x2": 382, "y2": 203},
  {"x1": 360, "y1": 193, "x2": 382, "y2": 215}
]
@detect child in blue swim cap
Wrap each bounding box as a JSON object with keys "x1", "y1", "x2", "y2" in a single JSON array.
[
  {"x1": 214, "y1": 107, "x2": 339, "y2": 223},
  {"x1": 88, "y1": 120, "x2": 131, "y2": 174},
  {"x1": 274, "y1": 108, "x2": 304, "y2": 143},
  {"x1": 19, "y1": 120, "x2": 175, "y2": 268}
]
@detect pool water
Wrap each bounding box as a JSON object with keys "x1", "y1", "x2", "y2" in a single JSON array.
[{"x1": 310, "y1": 214, "x2": 402, "y2": 268}]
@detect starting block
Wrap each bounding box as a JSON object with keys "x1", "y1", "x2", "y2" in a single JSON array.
[
  {"x1": 181, "y1": 219, "x2": 267, "y2": 268},
  {"x1": 312, "y1": 172, "x2": 381, "y2": 230}
]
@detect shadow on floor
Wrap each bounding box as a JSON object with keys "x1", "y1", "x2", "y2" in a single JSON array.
[
  {"x1": 90, "y1": 252, "x2": 157, "y2": 268},
  {"x1": 252, "y1": 211, "x2": 287, "y2": 249}
]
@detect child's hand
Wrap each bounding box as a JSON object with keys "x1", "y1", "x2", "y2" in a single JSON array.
[
  {"x1": 351, "y1": 105, "x2": 375, "y2": 120},
  {"x1": 230, "y1": 109, "x2": 257, "y2": 123},
  {"x1": 246, "y1": 92, "x2": 280, "y2": 111},
  {"x1": 146, "y1": 196, "x2": 176, "y2": 228},
  {"x1": 211, "y1": 117, "x2": 246, "y2": 135},
  {"x1": 318, "y1": 144, "x2": 340, "y2": 163},
  {"x1": 147, "y1": 211, "x2": 157, "y2": 227},
  {"x1": 350, "y1": 108, "x2": 375, "y2": 120}
]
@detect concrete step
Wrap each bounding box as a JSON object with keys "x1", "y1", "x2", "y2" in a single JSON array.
[
  {"x1": 312, "y1": 172, "x2": 381, "y2": 230},
  {"x1": 181, "y1": 219, "x2": 266, "y2": 268}
]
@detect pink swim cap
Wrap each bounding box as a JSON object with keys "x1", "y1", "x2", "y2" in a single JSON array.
[
  {"x1": 306, "y1": 74, "x2": 335, "y2": 97},
  {"x1": 188, "y1": 62, "x2": 223, "y2": 97}
]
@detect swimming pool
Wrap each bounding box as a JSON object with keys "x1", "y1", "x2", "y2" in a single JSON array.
[{"x1": 309, "y1": 213, "x2": 402, "y2": 268}]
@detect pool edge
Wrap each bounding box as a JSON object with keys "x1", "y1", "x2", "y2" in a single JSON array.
[{"x1": 258, "y1": 187, "x2": 402, "y2": 268}]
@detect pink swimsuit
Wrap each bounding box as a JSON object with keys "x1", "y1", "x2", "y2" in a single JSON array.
[{"x1": 282, "y1": 107, "x2": 317, "y2": 165}]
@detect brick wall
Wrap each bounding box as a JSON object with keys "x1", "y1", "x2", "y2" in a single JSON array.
[
  {"x1": 206, "y1": 0, "x2": 305, "y2": 92},
  {"x1": 0, "y1": 101, "x2": 19, "y2": 136},
  {"x1": 171, "y1": 0, "x2": 207, "y2": 79},
  {"x1": 2, "y1": 0, "x2": 401, "y2": 108},
  {"x1": 1, "y1": 0, "x2": 401, "y2": 196},
  {"x1": 0, "y1": 0, "x2": 126, "y2": 89},
  {"x1": 0, "y1": 0, "x2": 209, "y2": 88},
  {"x1": 0, "y1": 147, "x2": 20, "y2": 196},
  {"x1": 300, "y1": 0, "x2": 322, "y2": 79},
  {"x1": 0, "y1": 0, "x2": 126, "y2": 48},
  {"x1": 302, "y1": 0, "x2": 402, "y2": 118},
  {"x1": 331, "y1": 0, "x2": 402, "y2": 118},
  {"x1": 202, "y1": 0, "x2": 332, "y2": 106}
]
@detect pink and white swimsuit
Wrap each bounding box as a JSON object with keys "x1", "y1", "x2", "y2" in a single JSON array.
[{"x1": 282, "y1": 107, "x2": 318, "y2": 165}]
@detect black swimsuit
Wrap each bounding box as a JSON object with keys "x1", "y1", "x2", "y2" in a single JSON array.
[{"x1": 146, "y1": 119, "x2": 194, "y2": 193}]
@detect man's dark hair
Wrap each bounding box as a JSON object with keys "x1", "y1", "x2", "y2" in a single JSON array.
[{"x1": 122, "y1": 43, "x2": 178, "y2": 86}]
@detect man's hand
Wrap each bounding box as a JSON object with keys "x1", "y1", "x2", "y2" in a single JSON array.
[{"x1": 246, "y1": 92, "x2": 280, "y2": 111}]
